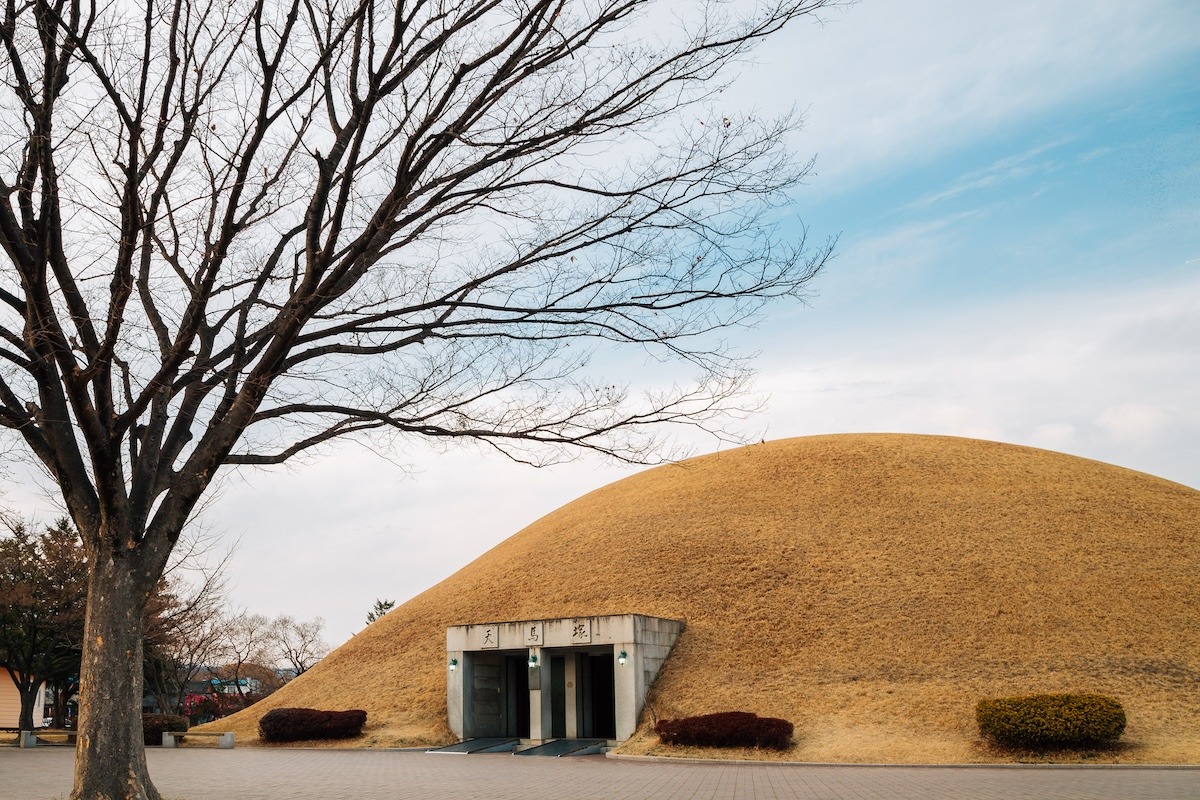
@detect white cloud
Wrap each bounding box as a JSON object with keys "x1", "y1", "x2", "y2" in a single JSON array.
[
  {"x1": 739, "y1": 0, "x2": 1200, "y2": 187},
  {"x1": 1029, "y1": 422, "x2": 1078, "y2": 451},
  {"x1": 801, "y1": 211, "x2": 983, "y2": 308},
  {"x1": 1096, "y1": 403, "x2": 1170, "y2": 445},
  {"x1": 754, "y1": 273, "x2": 1200, "y2": 489},
  {"x1": 905, "y1": 137, "x2": 1071, "y2": 209},
  {"x1": 206, "y1": 442, "x2": 633, "y2": 645}
]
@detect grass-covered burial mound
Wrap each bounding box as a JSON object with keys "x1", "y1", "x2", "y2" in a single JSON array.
[{"x1": 208, "y1": 434, "x2": 1200, "y2": 763}]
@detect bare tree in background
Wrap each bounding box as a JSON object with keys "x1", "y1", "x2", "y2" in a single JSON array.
[
  {"x1": 0, "y1": 0, "x2": 836, "y2": 796},
  {"x1": 142, "y1": 534, "x2": 233, "y2": 715},
  {"x1": 270, "y1": 615, "x2": 329, "y2": 678},
  {"x1": 216, "y1": 612, "x2": 273, "y2": 708}
]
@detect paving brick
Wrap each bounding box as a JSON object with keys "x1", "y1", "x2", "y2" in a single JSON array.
[{"x1": 2, "y1": 748, "x2": 1198, "y2": 800}]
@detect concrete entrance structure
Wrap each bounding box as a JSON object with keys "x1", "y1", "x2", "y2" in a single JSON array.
[{"x1": 446, "y1": 614, "x2": 683, "y2": 744}]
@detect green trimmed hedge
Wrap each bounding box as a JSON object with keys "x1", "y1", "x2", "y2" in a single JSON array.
[
  {"x1": 655, "y1": 711, "x2": 793, "y2": 750},
  {"x1": 976, "y1": 693, "x2": 1126, "y2": 749}
]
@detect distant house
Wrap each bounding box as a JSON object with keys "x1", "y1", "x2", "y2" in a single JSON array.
[
  {"x1": 0, "y1": 668, "x2": 46, "y2": 728},
  {"x1": 208, "y1": 676, "x2": 262, "y2": 695}
]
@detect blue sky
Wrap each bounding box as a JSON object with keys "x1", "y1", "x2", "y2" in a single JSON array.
[
  {"x1": 747, "y1": 3, "x2": 1199, "y2": 496},
  {"x1": 801, "y1": 55, "x2": 1198, "y2": 308},
  {"x1": 8, "y1": 1, "x2": 1199, "y2": 645}
]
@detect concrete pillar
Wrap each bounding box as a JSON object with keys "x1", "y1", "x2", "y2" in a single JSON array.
[
  {"x1": 446, "y1": 649, "x2": 465, "y2": 739},
  {"x1": 527, "y1": 647, "x2": 544, "y2": 741},
  {"x1": 564, "y1": 655, "x2": 579, "y2": 737},
  {"x1": 614, "y1": 643, "x2": 638, "y2": 741}
]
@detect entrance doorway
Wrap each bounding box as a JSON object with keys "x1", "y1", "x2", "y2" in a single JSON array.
[
  {"x1": 467, "y1": 651, "x2": 530, "y2": 738},
  {"x1": 550, "y1": 656, "x2": 567, "y2": 739},
  {"x1": 545, "y1": 649, "x2": 617, "y2": 740},
  {"x1": 577, "y1": 651, "x2": 616, "y2": 739},
  {"x1": 582, "y1": 652, "x2": 616, "y2": 739}
]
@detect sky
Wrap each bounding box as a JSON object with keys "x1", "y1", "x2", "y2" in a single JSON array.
[{"x1": 7, "y1": 0, "x2": 1200, "y2": 648}]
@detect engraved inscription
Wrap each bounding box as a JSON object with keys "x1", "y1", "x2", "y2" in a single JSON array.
[
  {"x1": 480, "y1": 624, "x2": 499, "y2": 649},
  {"x1": 570, "y1": 618, "x2": 592, "y2": 644}
]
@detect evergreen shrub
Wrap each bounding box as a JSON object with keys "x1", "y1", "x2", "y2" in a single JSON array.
[
  {"x1": 976, "y1": 693, "x2": 1126, "y2": 749},
  {"x1": 258, "y1": 707, "x2": 367, "y2": 742},
  {"x1": 655, "y1": 711, "x2": 793, "y2": 750},
  {"x1": 142, "y1": 713, "x2": 188, "y2": 746}
]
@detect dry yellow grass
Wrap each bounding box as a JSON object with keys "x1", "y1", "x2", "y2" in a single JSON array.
[{"x1": 207, "y1": 434, "x2": 1200, "y2": 762}]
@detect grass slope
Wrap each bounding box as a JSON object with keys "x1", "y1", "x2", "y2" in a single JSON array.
[{"x1": 208, "y1": 434, "x2": 1200, "y2": 762}]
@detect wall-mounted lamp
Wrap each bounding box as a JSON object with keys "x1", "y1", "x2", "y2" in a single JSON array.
[
  {"x1": 528, "y1": 653, "x2": 539, "y2": 668},
  {"x1": 617, "y1": 650, "x2": 628, "y2": 666},
  {"x1": 449, "y1": 658, "x2": 458, "y2": 672}
]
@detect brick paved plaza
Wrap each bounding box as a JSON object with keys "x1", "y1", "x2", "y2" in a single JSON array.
[{"x1": 2, "y1": 748, "x2": 1199, "y2": 800}]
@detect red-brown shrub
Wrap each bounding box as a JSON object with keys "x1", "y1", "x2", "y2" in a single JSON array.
[
  {"x1": 142, "y1": 714, "x2": 188, "y2": 746},
  {"x1": 655, "y1": 711, "x2": 793, "y2": 750},
  {"x1": 258, "y1": 708, "x2": 367, "y2": 743}
]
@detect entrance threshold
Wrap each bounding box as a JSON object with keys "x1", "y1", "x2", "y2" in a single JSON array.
[
  {"x1": 426, "y1": 737, "x2": 519, "y2": 754},
  {"x1": 513, "y1": 738, "x2": 607, "y2": 757}
]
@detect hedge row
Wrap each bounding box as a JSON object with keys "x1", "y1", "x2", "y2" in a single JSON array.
[
  {"x1": 655, "y1": 711, "x2": 793, "y2": 750},
  {"x1": 142, "y1": 714, "x2": 188, "y2": 747},
  {"x1": 976, "y1": 693, "x2": 1126, "y2": 750},
  {"x1": 258, "y1": 707, "x2": 367, "y2": 743}
]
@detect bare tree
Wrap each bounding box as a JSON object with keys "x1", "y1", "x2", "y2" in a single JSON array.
[
  {"x1": 269, "y1": 615, "x2": 329, "y2": 678},
  {"x1": 0, "y1": 0, "x2": 836, "y2": 796},
  {"x1": 142, "y1": 533, "x2": 233, "y2": 715},
  {"x1": 143, "y1": 600, "x2": 227, "y2": 715},
  {"x1": 216, "y1": 612, "x2": 273, "y2": 708}
]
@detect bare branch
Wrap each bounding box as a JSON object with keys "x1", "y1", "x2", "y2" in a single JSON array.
[{"x1": 0, "y1": 1, "x2": 840, "y2": 792}]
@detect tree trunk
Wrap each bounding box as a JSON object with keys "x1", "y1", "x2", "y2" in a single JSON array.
[
  {"x1": 3, "y1": 663, "x2": 43, "y2": 731},
  {"x1": 71, "y1": 554, "x2": 161, "y2": 800},
  {"x1": 17, "y1": 681, "x2": 39, "y2": 730},
  {"x1": 52, "y1": 681, "x2": 74, "y2": 728}
]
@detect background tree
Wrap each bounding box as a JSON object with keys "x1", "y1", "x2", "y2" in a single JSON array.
[
  {"x1": 0, "y1": 0, "x2": 835, "y2": 796},
  {"x1": 142, "y1": 534, "x2": 233, "y2": 715},
  {"x1": 37, "y1": 519, "x2": 88, "y2": 729},
  {"x1": 366, "y1": 599, "x2": 396, "y2": 625},
  {"x1": 269, "y1": 615, "x2": 329, "y2": 678},
  {"x1": 0, "y1": 519, "x2": 84, "y2": 728},
  {"x1": 216, "y1": 612, "x2": 273, "y2": 710},
  {"x1": 143, "y1": 601, "x2": 227, "y2": 717},
  {"x1": 2, "y1": 517, "x2": 230, "y2": 726},
  {"x1": 0, "y1": 518, "x2": 87, "y2": 730}
]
